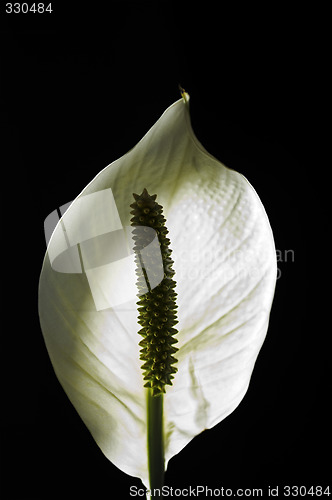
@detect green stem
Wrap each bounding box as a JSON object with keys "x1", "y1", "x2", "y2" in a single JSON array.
[{"x1": 147, "y1": 389, "x2": 164, "y2": 499}]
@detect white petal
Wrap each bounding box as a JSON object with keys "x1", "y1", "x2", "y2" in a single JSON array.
[{"x1": 39, "y1": 94, "x2": 276, "y2": 486}]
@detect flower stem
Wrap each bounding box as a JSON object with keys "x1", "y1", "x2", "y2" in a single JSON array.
[{"x1": 147, "y1": 389, "x2": 164, "y2": 498}]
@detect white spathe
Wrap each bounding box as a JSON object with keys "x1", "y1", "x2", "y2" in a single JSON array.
[{"x1": 38, "y1": 93, "x2": 277, "y2": 488}]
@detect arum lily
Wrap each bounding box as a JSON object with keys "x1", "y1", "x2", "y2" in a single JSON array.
[{"x1": 38, "y1": 91, "x2": 277, "y2": 493}]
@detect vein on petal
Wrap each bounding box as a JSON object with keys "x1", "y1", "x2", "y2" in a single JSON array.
[{"x1": 63, "y1": 355, "x2": 144, "y2": 427}]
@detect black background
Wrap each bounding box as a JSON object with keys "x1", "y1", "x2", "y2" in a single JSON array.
[{"x1": 1, "y1": 2, "x2": 328, "y2": 499}]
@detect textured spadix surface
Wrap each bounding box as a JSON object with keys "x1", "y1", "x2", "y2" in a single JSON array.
[{"x1": 39, "y1": 94, "x2": 277, "y2": 487}]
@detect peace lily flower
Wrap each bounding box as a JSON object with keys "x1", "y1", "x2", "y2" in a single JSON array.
[{"x1": 38, "y1": 91, "x2": 277, "y2": 493}]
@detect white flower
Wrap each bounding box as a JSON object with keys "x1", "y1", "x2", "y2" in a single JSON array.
[{"x1": 39, "y1": 92, "x2": 277, "y2": 488}]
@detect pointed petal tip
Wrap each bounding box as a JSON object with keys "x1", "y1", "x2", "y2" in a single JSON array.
[{"x1": 179, "y1": 84, "x2": 190, "y2": 103}]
